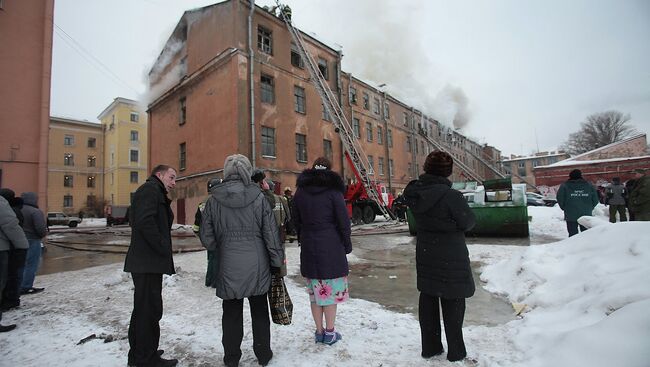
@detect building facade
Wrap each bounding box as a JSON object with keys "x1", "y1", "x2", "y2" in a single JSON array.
[
  {"x1": 48, "y1": 117, "x2": 104, "y2": 215},
  {"x1": 501, "y1": 151, "x2": 570, "y2": 190},
  {"x1": 147, "y1": 1, "x2": 503, "y2": 223},
  {"x1": 97, "y1": 98, "x2": 148, "y2": 208},
  {"x1": 534, "y1": 134, "x2": 650, "y2": 193},
  {"x1": 0, "y1": 0, "x2": 54, "y2": 209}
]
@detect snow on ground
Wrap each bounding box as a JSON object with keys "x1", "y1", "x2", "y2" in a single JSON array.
[{"x1": 2, "y1": 207, "x2": 648, "y2": 366}]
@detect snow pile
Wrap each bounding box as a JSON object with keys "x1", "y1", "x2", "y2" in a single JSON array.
[{"x1": 480, "y1": 221, "x2": 650, "y2": 367}]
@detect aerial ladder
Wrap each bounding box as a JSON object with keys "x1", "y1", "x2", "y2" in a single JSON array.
[
  {"x1": 416, "y1": 127, "x2": 485, "y2": 182},
  {"x1": 275, "y1": 3, "x2": 394, "y2": 221}
]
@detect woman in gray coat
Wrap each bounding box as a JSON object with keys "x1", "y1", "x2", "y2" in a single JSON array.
[{"x1": 200, "y1": 154, "x2": 284, "y2": 367}]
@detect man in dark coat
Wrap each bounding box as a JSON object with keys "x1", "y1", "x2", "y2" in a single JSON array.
[
  {"x1": 557, "y1": 169, "x2": 599, "y2": 236},
  {"x1": 404, "y1": 151, "x2": 476, "y2": 362},
  {"x1": 19, "y1": 192, "x2": 47, "y2": 295},
  {"x1": 605, "y1": 177, "x2": 627, "y2": 222},
  {"x1": 628, "y1": 168, "x2": 650, "y2": 221},
  {"x1": 124, "y1": 165, "x2": 178, "y2": 367}
]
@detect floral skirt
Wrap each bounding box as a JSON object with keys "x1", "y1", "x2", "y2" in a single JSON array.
[{"x1": 304, "y1": 277, "x2": 349, "y2": 306}]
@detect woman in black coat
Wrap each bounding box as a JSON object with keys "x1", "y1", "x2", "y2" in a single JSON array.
[
  {"x1": 292, "y1": 157, "x2": 352, "y2": 345},
  {"x1": 403, "y1": 151, "x2": 476, "y2": 362}
]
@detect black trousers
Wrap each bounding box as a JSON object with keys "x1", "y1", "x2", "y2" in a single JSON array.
[
  {"x1": 419, "y1": 292, "x2": 467, "y2": 361},
  {"x1": 0, "y1": 251, "x2": 8, "y2": 323},
  {"x1": 128, "y1": 273, "x2": 163, "y2": 366},
  {"x1": 222, "y1": 294, "x2": 272, "y2": 367},
  {"x1": 566, "y1": 221, "x2": 587, "y2": 237},
  {"x1": 2, "y1": 248, "x2": 27, "y2": 307}
]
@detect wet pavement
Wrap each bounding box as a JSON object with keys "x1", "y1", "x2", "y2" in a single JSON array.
[{"x1": 40, "y1": 224, "x2": 556, "y2": 327}]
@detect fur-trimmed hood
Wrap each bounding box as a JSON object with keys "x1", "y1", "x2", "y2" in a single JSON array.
[{"x1": 296, "y1": 168, "x2": 346, "y2": 194}]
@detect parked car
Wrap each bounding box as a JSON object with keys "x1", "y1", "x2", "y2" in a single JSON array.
[
  {"x1": 526, "y1": 192, "x2": 556, "y2": 207},
  {"x1": 47, "y1": 212, "x2": 83, "y2": 227},
  {"x1": 106, "y1": 205, "x2": 130, "y2": 226}
]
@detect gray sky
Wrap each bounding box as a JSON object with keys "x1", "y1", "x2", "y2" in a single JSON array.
[{"x1": 51, "y1": 0, "x2": 650, "y2": 156}]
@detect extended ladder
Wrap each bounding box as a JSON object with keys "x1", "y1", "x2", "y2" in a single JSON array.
[
  {"x1": 417, "y1": 130, "x2": 485, "y2": 182},
  {"x1": 276, "y1": 3, "x2": 393, "y2": 220}
]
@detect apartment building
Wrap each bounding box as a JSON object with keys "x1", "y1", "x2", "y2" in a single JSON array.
[
  {"x1": 48, "y1": 117, "x2": 104, "y2": 215},
  {"x1": 97, "y1": 98, "x2": 148, "y2": 207},
  {"x1": 147, "y1": 1, "x2": 502, "y2": 223},
  {"x1": 0, "y1": 0, "x2": 54, "y2": 209},
  {"x1": 501, "y1": 151, "x2": 570, "y2": 189}
]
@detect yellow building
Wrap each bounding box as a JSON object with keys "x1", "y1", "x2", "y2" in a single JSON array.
[
  {"x1": 48, "y1": 117, "x2": 104, "y2": 215},
  {"x1": 97, "y1": 97, "x2": 148, "y2": 207}
]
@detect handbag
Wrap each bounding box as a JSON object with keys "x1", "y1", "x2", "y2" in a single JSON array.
[{"x1": 268, "y1": 273, "x2": 293, "y2": 325}]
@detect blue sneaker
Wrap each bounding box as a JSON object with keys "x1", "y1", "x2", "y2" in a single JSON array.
[
  {"x1": 315, "y1": 331, "x2": 324, "y2": 343},
  {"x1": 322, "y1": 330, "x2": 342, "y2": 345}
]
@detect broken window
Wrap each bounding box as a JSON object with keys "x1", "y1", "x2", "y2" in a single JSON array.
[
  {"x1": 349, "y1": 87, "x2": 357, "y2": 104},
  {"x1": 257, "y1": 26, "x2": 273, "y2": 55},
  {"x1": 290, "y1": 43, "x2": 303, "y2": 68},
  {"x1": 317, "y1": 58, "x2": 328, "y2": 80}
]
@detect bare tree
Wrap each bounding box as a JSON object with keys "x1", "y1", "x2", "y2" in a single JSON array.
[{"x1": 561, "y1": 110, "x2": 636, "y2": 155}]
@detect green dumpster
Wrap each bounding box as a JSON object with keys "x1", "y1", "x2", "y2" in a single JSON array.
[{"x1": 407, "y1": 178, "x2": 529, "y2": 238}]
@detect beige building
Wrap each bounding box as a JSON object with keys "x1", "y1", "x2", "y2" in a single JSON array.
[
  {"x1": 501, "y1": 151, "x2": 570, "y2": 189},
  {"x1": 97, "y1": 98, "x2": 148, "y2": 207},
  {"x1": 48, "y1": 117, "x2": 104, "y2": 215}
]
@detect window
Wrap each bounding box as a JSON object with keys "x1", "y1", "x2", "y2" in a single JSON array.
[
  {"x1": 323, "y1": 139, "x2": 333, "y2": 161},
  {"x1": 261, "y1": 74, "x2": 275, "y2": 104},
  {"x1": 130, "y1": 112, "x2": 139, "y2": 122},
  {"x1": 408, "y1": 162, "x2": 413, "y2": 177},
  {"x1": 179, "y1": 55, "x2": 187, "y2": 77},
  {"x1": 532, "y1": 159, "x2": 540, "y2": 167},
  {"x1": 87, "y1": 137, "x2": 96, "y2": 148},
  {"x1": 378, "y1": 157, "x2": 385, "y2": 176},
  {"x1": 317, "y1": 58, "x2": 328, "y2": 80},
  {"x1": 362, "y1": 93, "x2": 369, "y2": 110},
  {"x1": 295, "y1": 134, "x2": 307, "y2": 162},
  {"x1": 64, "y1": 175, "x2": 73, "y2": 187},
  {"x1": 389, "y1": 159, "x2": 394, "y2": 177},
  {"x1": 349, "y1": 87, "x2": 357, "y2": 104},
  {"x1": 130, "y1": 171, "x2": 139, "y2": 183},
  {"x1": 406, "y1": 136, "x2": 412, "y2": 152},
  {"x1": 87, "y1": 155, "x2": 96, "y2": 167},
  {"x1": 130, "y1": 149, "x2": 139, "y2": 163},
  {"x1": 261, "y1": 127, "x2": 276, "y2": 157},
  {"x1": 87, "y1": 195, "x2": 96, "y2": 208},
  {"x1": 64, "y1": 135, "x2": 74, "y2": 146},
  {"x1": 387, "y1": 129, "x2": 393, "y2": 147},
  {"x1": 384, "y1": 103, "x2": 390, "y2": 119},
  {"x1": 403, "y1": 112, "x2": 409, "y2": 126},
  {"x1": 87, "y1": 176, "x2": 96, "y2": 188},
  {"x1": 294, "y1": 86, "x2": 306, "y2": 114},
  {"x1": 518, "y1": 162, "x2": 526, "y2": 177},
  {"x1": 63, "y1": 195, "x2": 73, "y2": 208},
  {"x1": 179, "y1": 143, "x2": 186, "y2": 171},
  {"x1": 179, "y1": 97, "x2": 187, "y2": 125},
  {"x1": 377, "y1": 126, "x2": 383, "y2": 145},
  {"x1": 366, "y1": 122, "x2": 373, "y2": 142},
  {"x1": 367, "y1": 155, "x2": 374, "y2": 175},
  {"x1": 421, "y1": 141, "x2": 425, "y2": 155},
  {"x1": 353, "y1": 118, "x2": 360, "y2": 138},
  {"x1": 130, "y1": 130, "x2": 139, "y2": 141},
  {"x1": 64, "y1": 153, "x2": 74, "y2": 166},
  {"x1": 322, "y1": 104, "x2": 331, "y2": 121},
  {"x1": 290, "y1": 43, "x2": 304, "y2": 68},
  {"x1": 257, "y1": 26, "x2": 273, "y2": 55},
  {"x1": 373, "y1": 97, "x2": 380, "y2": 115}
]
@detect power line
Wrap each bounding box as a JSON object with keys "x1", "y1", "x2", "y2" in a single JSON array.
[{"x1": 54, "y1": 23, "x2": 140, "y2": 95}]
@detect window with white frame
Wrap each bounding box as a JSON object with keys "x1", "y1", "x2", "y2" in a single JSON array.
[
  {"x1": 130, "y1": 149, "x2": 139, "y2": 163},
  {"x1": 378, "y1": 157, "x2": 385, "y2": 176},
  {"x1": 257, "y1": 26, "x2": 273, "y2": 54},
  {"x1": 64, "y1": 135, "x2": 74, "y2": 146},
  {"x1": 367, "y1": 155, "x2": 374, "y2": 175},
  {"x1": 130, "y1": 112, "x2": 139, "y2": 122}
]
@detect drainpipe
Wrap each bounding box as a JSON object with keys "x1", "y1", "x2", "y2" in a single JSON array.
[
  {"x1": 248, "y1": 0, "x2": 256, "y2": 167},
  {"x1": 39, "y1": 0, "x2": 55, "y2": 211}
]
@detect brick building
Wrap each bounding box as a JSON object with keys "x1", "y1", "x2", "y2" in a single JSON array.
[
  {"x1": 534, "y1": 134, "x2": 650, "y2": 194},
  {"x1": 147, "y1": 1, "x2": 502, "y2": 223},
  {"x1": 501, "y1": 151, "x2": 570, "y2": 190},
  {"x1": 0, "y1": 0, "x2": 54, "y2": 209}
]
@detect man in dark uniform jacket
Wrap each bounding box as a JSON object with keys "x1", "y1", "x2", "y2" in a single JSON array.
[{"x1": 124, "y1": 165, "x2": 178, "y2": 367}]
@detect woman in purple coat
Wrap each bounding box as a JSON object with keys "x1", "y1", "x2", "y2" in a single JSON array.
[{"x1": 292, "y1": 157, "x2": 352, "y2": 345}]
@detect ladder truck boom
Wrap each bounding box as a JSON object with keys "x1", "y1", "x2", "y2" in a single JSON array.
[{"x1": 276, "y1": 2, "x2": 394, "y2": 222}]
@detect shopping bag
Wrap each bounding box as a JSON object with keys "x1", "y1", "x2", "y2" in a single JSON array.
[{"x1": 268, "y1": 274, "x2": 293, "y2": 325}]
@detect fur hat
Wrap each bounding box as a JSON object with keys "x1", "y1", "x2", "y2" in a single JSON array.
[
  {"x1": 223, "y1": 154, "x2": 252, "y2": 186},
  {"x1": 312, "y1": 156, "x2": 332, "y2": 170},
  {"x1": 569, "y1": 169, "x2": 582, "y2": 180},
  {"x1": 251, "y1": 169, "x2": 266, "y2": 183},
  {"x1": 423, "y1": 151, "x2": 454, "y2": 177}
]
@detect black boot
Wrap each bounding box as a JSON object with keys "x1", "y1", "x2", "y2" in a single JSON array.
[{"x1": 0, "y1": 324, "x2": 17, "y2": 332}]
